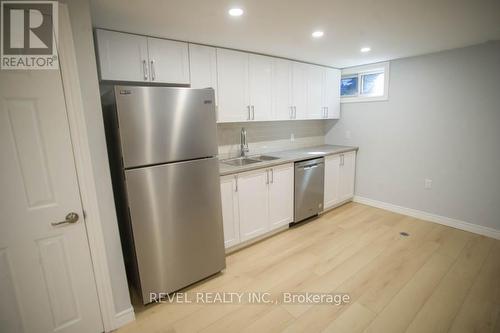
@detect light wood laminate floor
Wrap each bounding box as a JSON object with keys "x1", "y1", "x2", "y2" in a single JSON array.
[{"x1": 118, "y1": 203, "x2": 500, "y2": 333}]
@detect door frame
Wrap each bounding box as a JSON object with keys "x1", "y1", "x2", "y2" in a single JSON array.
[{"x1": 57, "y1": 4, "x2": 134, "y2": 331}]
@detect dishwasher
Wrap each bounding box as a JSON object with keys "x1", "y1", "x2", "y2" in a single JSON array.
[{"x1": 294, "y1": 157, "x2": 325, "y2": 223}]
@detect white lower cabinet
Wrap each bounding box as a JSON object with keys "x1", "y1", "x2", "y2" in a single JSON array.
[
  {"x1": 238, "y1": 169, "x2": 270, "y2": 241},
  {"x1": 219, "y1": 163, "x2": 294, "y2": 248},
  {"x1": 220, "y1": 176, "x2": 240, "y2": 248},
  {"x1": 268, "y1": 164, "x2": 294, "y2": 230},
  {"x1": 339, "y1": 151, "x2": 356, "y2": 202},
  {"x1": 324, "y1": 151, "x2": 356, "y2": 210}
]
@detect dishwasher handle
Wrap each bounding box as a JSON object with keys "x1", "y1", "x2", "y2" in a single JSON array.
[{"x1": 301, "y1": 163, "x2": 322, "y2": 170}]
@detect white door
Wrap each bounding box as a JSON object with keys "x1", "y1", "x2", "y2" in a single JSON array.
[
  {"x1": 216, "y1": 48, "x2": 249, "y2": 122},
  {"x1": 324, "y1": 68, "x2": 340, "y2": 119},
  {"x1": 0, "y1": 70, "x2": 102, "y2": 332},
  {"x1": 272, "y1": 58, "x2": 292, "y2": 120},
  {"x1": 324, "y1": 154, "x2": 341, "y2": 209},
  {"x1": 95, "y1": 29, "x2": 149, "y2": 82},
  {"x1": 147, "y1": 37, "x2": 190, "y2": 84},
  {"x1": 339, "y1": 151, "x2": 357, "y2": 201},
  {"x1": 248, "y1": 54, "x2": 272, "y2": 121},
  {"x1": 291, "y1": 61, "x2": 308, "y2": 119},
  {"x1": 268, "y1": 164, "x2": 294, "y2": 230},
  {"x1": 220, "y1": 176, "x2": 240, "y2": 248},
  {"x1": 307, "y1": 65, "x2": 325, "y2": 119},
  {"x1": 237, "y1": 169, "x2": 269, "y2": 242},
  {"x1": 189, "y1": 44, "x2": 218, "y2": 104}
]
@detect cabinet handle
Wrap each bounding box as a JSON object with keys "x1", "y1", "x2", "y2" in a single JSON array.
[
  {"x1": 290, "y1": 106, "x2": 294, "y2": 119},
  {"x1": 247, "y1": 106, "x2": 251, "y2": 120},
  {"x1": 235, "y1": 175, "x2": 238, "y2": 192},
  {"x1": 142, "y1": 60, "x2": 148, "y2": 80},
  {"x1": 150, "y1": 60, "x2": 156, "y2": 81},
  {"x1": 271, "y1": 168, "x2": 274, "y2": 183},
  {"x1": 266, "y1": 170, "x2": 269, "y2": 184},
  {"x1": 293, "y1": 106, "x2": 297, "y2": 119},
  {"x1": 251, "y1": 105, "x2": 255, "y2": 120},
  {"x1": 325, "y1": 107, "x2": 329, "y2": 118},
  {"x1": 341, "y1": 154, "x2": 344, "y2": 166}
]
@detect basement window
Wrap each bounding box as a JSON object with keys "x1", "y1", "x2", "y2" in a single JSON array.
[{"x1": 340, "y1": 62, "x2": 390, "y2": 102}]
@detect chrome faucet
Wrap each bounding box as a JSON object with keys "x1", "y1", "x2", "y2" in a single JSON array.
[{"x1": 240, "y1": 127, "x2": 249, "y2": 157}]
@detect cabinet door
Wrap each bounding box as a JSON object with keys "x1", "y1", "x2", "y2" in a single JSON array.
[
  {"x1": 216, "y1": 48, "x2": 249, "y2": 122},
  {"x1": 291, "y1": 61, "x2": 308, "y2": 119},
  {"x1": 147, "y1": 37, "x2": 190, "y2": 84},
  {"x1": 95, "y1": 29, "x2": 149, "y2": 82},
  {"x1": 324, "y1": 154, "x2": 341, "y2": 209},
  {"x1": 248, "y1": 54, "x2": 272, "y2": 121},
  {"x1": 272, "y1": 58, "x2": 293, "y2": 120},
  {"x1": 220, "y1": 176, "x2": 240, "y2": 248},
  {"x1": 189, "y1": 44, "x2": 218, "y2": 104},
  {"x1": 307, "y1": 65, "x2": 325, "y2": 119},
  {"x1": 339, "y1": 151, "x2": 356, "y2": 201},
  {"x1": 237, "y1": 169, "x2": 269, "y2": 242},
  {"x1": 268, "y1": 164, "x2": 294, "y2": 230},
  {"x1": 324, "y1": 68, "x2": 340, "y2": 119}
]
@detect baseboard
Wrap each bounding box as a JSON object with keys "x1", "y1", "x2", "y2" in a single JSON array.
[
  {"x1": 353, "y1": 196, "x2": 500, "y2": 240},
  {"x1": 112, "y1": 306, "x2": 135, "y2": 331}
]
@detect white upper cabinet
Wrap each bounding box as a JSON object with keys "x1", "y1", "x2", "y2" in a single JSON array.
[
  {"x1": 188, "y1": 44, "x2": 218, "y2": 103},
  {"x1": 268, "y1": 164, "x2": 294, "y2": 230},
  {"x1": 95, "y1": 29, "x2": 190, "y2": 84},
  {"x1": 220, "y1": 175, "x2": 240, "y2": 248},
  {"x1": 95, "y1": 29, "x2": 149, "y2": 82},
  {"x1": 272, "y1": 58, "x2": 292, "y2": 120},
  {"x1": 307, "y1": 65, "x2": 326, "y2": 119},
  {"x1": 291, "y1": 61, "x2": 309, "y2": 119},
  {"x1": 323, "y1": 68, "x2": 341, "y2": 119},
  {"x1": 147, "y1": 37, "x2": 189, "y2": 84},
  {"x1": 95, "y1": 29, "x2": 340, "y2": 121},
  {"x1": 216, "y1": 48, "x2": 249, "y2": 122},
  {"x1": 248, "y1": 54, "x2": 273, "y2": 121}
]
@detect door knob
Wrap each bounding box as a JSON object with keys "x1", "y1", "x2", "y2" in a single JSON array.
[{"x1": 51, "y1": 212, "x2": 79, "y2": 226}]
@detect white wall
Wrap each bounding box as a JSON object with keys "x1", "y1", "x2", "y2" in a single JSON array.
[
  {"x1": 326, "y1": 41, "x2": 500, "y2": 232},
  {"x1": 64, "y1": 0, "x2": 132, "y2": 323}
]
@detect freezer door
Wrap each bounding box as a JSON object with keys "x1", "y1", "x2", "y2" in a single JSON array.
[
  {"x1": 124, "y1": 157, "x2": 226, "y2": 304},
  {"x1": 115, "y1": 86, "x2": 218, "y2": 168}
]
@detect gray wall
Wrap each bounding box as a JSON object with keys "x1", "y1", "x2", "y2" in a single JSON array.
[{"x1": 326, "y1": 41, "x2": 500, "y2": 231}]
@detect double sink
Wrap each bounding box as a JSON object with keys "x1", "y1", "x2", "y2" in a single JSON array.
[{"x1": 222, "y1": 155, "x2": 280, "y2": 167}]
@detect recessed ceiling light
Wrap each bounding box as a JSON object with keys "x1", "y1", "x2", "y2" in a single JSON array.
[
  {"x1": 228, "y1": 8, "x2": 244, "y2": 16},
  {"x1": 312, "y1": 31, "x2": 324, "y2": 38},
  {"x1": 360, "y1": 47, "x2": 371, "y2": 53}
]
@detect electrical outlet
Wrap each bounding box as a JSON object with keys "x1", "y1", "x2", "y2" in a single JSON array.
[
  {"x1": 424, "y1": 179, "x2": 432, "y2": 189},
  {"x1": 345, "y1": 130, "x2": 351, "y2": 139},
  {"x1": 290, "y1": 133, "x2": 295, "y2": 142}
]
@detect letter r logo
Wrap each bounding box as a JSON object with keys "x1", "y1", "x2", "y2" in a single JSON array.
[{"x1": 1, "y1": 1, "x2": 56, "y2": 55}]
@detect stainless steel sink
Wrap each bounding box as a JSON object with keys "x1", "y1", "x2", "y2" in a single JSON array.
[
  {"x1": 222, "y1": 157, "x2": 262, "y2": 167},
  {"x1": 252, "y1": 155, "x2": 280, "y2": 161}
]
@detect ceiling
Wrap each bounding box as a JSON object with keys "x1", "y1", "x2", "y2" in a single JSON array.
[{"x1": 90, "y1": 0, "x2": 500, "y2": 68}]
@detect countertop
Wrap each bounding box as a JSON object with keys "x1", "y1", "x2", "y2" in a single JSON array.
[{"x1": 219, "y1": 144, "x2": 358, "y2": 176}]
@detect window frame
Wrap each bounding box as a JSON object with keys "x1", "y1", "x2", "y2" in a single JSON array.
[{"x1": 340, "y1": 62, "x2": 390, "y2": 103}]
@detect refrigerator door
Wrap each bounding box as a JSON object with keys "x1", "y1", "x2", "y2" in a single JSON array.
[
  {"x1": 125, "y1": 157, "x2": 226, "y2": 304},
  {"x1": 115, "y1": 86, "x2": 218, "y2": 168}
]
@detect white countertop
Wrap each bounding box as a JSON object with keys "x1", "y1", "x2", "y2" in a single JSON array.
[{"x1": 219, "y1": 144, "x2": 358, "y2": 176}]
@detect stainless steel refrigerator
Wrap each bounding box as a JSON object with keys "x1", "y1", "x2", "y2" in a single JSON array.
[{"x1": 101, "y1": 85, "x2": 226, "y2": 305}]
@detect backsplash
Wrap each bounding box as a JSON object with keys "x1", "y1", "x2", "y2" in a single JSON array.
[{"x1": 217, "y1": 120, "x2": 328, "y2": 159}]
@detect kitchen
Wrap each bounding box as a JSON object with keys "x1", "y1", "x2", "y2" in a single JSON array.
[{"x1": 0, "y1": 0, "x2": 499, "y2": 332}]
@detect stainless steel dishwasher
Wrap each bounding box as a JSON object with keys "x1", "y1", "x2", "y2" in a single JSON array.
[{"x1": 294, "y1": 157, "x2": 325, "y2": 223}]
